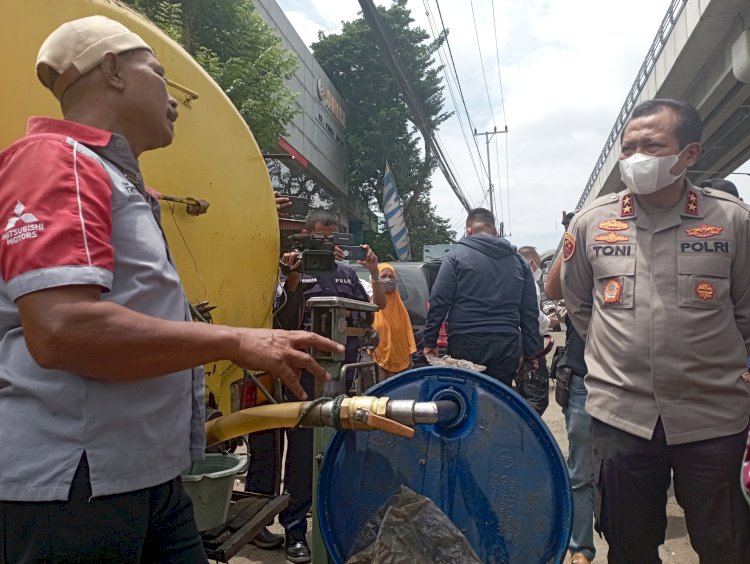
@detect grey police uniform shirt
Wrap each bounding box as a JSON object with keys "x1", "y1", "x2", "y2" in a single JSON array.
[
  {"x1": 0, "y1": 119, "x2": 204, "y2": 501},
  {"x1": 561, "y1": 181, "x2": 750, "y2": 445}
]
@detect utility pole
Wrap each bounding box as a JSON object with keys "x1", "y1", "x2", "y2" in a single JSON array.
[{"x1": 473, "y1": 126, "x2": 508, "y2": 223}]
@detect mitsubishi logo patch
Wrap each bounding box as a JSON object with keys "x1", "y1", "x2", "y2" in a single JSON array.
[
  {"x1": 2, "y1": 201, "x2": 45, "y2": 246},
  {"x1": 5, "y1": 201, "x2": 38, "y2": 231}
]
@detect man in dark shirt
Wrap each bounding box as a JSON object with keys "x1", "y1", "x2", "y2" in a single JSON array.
[{"x1": 423, "y1": 208, "x2": 541, "y2": 385}]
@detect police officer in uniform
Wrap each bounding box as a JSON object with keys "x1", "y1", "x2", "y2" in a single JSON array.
[
  {"x1": 247, "y1": 209, "x2": 383, "y2": 563},
  {"x1": 562, "y1": 99, "x2": 750, "y2": 563}
]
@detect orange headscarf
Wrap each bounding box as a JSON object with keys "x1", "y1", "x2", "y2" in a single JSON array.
[{"x1": 371, "y1": 263, "x2": 416, "y2": 372}]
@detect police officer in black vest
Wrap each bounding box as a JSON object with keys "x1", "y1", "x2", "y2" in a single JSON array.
[{"x1": 246, "y1": 209, "x2": 384, "y2": 563}]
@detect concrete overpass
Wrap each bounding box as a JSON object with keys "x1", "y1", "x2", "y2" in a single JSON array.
[{"x1": 577, "y1": 0, "x2": 750, "y2": 208}]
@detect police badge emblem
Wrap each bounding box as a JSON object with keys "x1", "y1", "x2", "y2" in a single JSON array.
[
  {"x1": 597, "y1": 219, "x2": 629, "y2": 231},
  {"x1": 695, "y1": 281, "x2": 715, "y2": 301},
  {"x1": 603, "y1": 278, "x2": 623, "y2": 304},
  {"x1": 594, "y1": 232, "x2": 630, "y2": 243},
  {"x1": 563, "y1": 232, "x2": 576, "y2": 261},
  {"x1": 685, "y1": 224, "x2": 724, "y2": 238}
]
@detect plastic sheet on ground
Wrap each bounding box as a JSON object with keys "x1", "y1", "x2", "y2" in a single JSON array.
[
  {"x1": 345, "y1": 485, "x2": 482, "y2": 564},
  {"x1": 425, "y1": 355, "x2": 486, "y2": 373}
]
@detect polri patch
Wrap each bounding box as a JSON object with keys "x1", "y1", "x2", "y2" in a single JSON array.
[
  {"x1": 685, "y1": 224, "x2": 724, "y2": 238},
  {"x1": 594, "y1": 232, "x2": 630, "y2": 243},
  {"x1": 602, "y1": 278, "x2": 623, "y2": 304},
  {"x1": 563, "y1": 232, "x2": 576, "y2": 261},
  {"x1": 695, "y1": 281, "x2": 715, "y2": 301},
  {"x1": 597, "y1": 219, "x2": 629, "y2": 231}
]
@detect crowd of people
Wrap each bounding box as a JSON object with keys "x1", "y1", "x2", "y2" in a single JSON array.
[{"x1": 1, "y1": 14, "x2": 749, "y2": 564}]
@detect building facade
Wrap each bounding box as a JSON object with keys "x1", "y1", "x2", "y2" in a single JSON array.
[{"x1": 255, "y1": 0, "x2": 378, "y2": 241}]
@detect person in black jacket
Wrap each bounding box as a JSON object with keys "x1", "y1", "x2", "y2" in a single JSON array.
[{"x1": 423, "y1": 208, "x2": 541, "y2": 386}]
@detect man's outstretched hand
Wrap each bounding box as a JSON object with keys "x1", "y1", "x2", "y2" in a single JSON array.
[{"x1": 233, "y1": 329, "x2": 343, "y2": 399}]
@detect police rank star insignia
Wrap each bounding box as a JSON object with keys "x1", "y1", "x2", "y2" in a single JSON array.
[
  {"x1": 594, "y1": 232, "x2": 630, "y2": 243},
  {"x1": 597, "y1": 219, "x2": 629, "y2": 231},
  {"x1": 563, "y1": 232, "x2": 576, "y2": 261},
  {"x1": 685, "y1": 224, "x2": 724, "y2": 238},
  {"x1": 695, "y1": 281, "x2": 715, "y2": 301},
  {"x1": 620, "y1": 194, "x2": 634, "y2": 217},
  {"x1": 685, "y1": 190, "x2": 699, "y2": 215},
  {"x1": 602, "y1": 278, "x2": 623, "y2": 304}
]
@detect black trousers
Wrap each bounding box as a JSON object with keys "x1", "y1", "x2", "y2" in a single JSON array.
[
  {"x1": 592, "y1": 418, "x2": 750, "y2": 564},
  {"x1": 448, "y1": 332, "x2": 521, "y2": 387},
  {"x1": 0, "y1": 455, "x2": 207, "y2": 563},
  {"x1": 245, "y1": 428, "x2": 283, "y2": 496},
  {"x1": 278, "y1": 372, "x2": 316, "y2": 543}
]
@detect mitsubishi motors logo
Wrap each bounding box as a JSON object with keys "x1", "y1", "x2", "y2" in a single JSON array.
[
  {"x1": 3, "y1": 201, "x2": 44, "y2": 246},
  {"x1": 5, "y1": 201, "x2": 38, "y2": 231}
]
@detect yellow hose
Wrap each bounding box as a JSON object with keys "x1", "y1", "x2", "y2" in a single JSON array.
[{"x1": 205, "y1": 403, "x2": 308, "y2": 446}]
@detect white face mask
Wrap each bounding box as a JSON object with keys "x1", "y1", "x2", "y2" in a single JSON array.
[
  {"x1": 619, "y1": 146, "x2": 689, "y2": 195},
  {"x1": 533, "y1": 267, "x2": 542, "y2": 282}
]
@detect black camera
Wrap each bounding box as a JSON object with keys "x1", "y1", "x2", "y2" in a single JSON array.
[
  {"x1": 282, "y1": 195, "x2": 310, "y2": 219},
  {"x1": 287, "y1": 232, "x2": 358, "y2": 274}
]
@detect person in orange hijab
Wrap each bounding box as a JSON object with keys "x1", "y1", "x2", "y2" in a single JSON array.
[{"x1": 371, "y1": 263, "x2": 416, "y2": 379}]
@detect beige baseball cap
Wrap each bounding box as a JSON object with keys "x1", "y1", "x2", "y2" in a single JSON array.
[{"x1": 36, "y1": 15, "x2": 152, "y2": 100}]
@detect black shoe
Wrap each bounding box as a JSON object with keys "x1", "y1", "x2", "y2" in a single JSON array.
[
  {"x1": 250, "y1": 526, "x2": 284, "y2": 550},
  {"x1": 286, "y1": 539, "x2": 311, "y2": 563}
]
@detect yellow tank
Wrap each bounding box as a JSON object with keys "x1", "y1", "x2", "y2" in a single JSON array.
[{"x1": 0, "y1": 0, "x2": 279, "y2": 413}]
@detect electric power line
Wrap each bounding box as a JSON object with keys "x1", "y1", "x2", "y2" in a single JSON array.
[
  {"x1": 422, "y1": 0, "x2": 485, "y2": 204},
  {"x1": 491, "y1": 0, "x2": 511, "y2": 233},
  {"x1": 357, "y1": 0, "x2": 472, "y2": 210},
  {"x1": 434, "y1": 0, "x2": 490, "y2": 182},
  {"x1": 469, "y1": 0, "x2": 497, "y2": 126},
  {"x1": 490, "y1": 0, "x2": 508, "y2": 126}
]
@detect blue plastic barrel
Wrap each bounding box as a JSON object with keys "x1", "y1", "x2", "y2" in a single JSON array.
[{"x1": 317, "y1": 366, "x2": 572, "y2": 563}]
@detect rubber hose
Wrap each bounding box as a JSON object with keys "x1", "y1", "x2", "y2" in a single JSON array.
[{"x1": 205, "y1": 403, "x2": 308, "y2": 446}]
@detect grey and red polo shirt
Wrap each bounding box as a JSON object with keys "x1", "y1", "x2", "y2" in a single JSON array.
[{"x1": 0, "y1": 117, "x2": 204, "y2": 501}]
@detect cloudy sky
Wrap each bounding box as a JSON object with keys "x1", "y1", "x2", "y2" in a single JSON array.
[{"x1": 276, "y1": 0, "x2": 750, "y2": 252}]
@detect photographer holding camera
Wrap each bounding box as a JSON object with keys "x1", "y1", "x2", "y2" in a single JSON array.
[{"x1": 247, "y1": 209, "x2": 383, "y2": 562}]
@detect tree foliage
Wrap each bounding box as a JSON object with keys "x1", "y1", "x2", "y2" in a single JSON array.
[
  {"x1": 312, "y1": 0, "x2": 456, "y2": 259},
  {"x1": 122, "y1": 0, "x2": 299, "y2": 149}
]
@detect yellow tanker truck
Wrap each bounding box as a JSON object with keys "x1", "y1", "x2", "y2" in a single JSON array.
[{"x1": 1, "y1": 0, "x2": 280, "y2": 415}]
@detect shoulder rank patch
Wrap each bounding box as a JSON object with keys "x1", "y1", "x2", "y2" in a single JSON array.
[
  {"x1": 562, "y1": 232, "x2": 576, "y2": 261},
  {"x1": 620, "y1": 193, "x2": 635, "y2": 217},
  {"x1": 685, "y1": 224, "x2": 724, "y2": 238},
  {"x1": 695, "y1": 281, "x2": 714, "y2": 301},
  {"x1": 598, "y1": 219, "x2": 629, "y2": 231},
  {"x1": 602, "y1": 278, "x2": 623, "y2": 304},
  {"x1": 685, "y1": 190, "x2": 699, "y2": 215},
  {"x1": 594, "y1": 232, "x2": 630, "y2": 243}
]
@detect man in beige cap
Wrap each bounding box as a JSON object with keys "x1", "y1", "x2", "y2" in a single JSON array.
[{"x1": 0, "y1": 15, "x2": 341, "y2": 562}]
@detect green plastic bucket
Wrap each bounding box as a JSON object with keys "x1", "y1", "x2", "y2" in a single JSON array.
[{"x1": 181, "y1": 453, "x2": 247, "y2": 531}]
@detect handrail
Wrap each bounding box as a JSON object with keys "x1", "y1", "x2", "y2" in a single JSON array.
[{"x1": 575, "y1": 0, "x2": 688, "y2": 210}]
